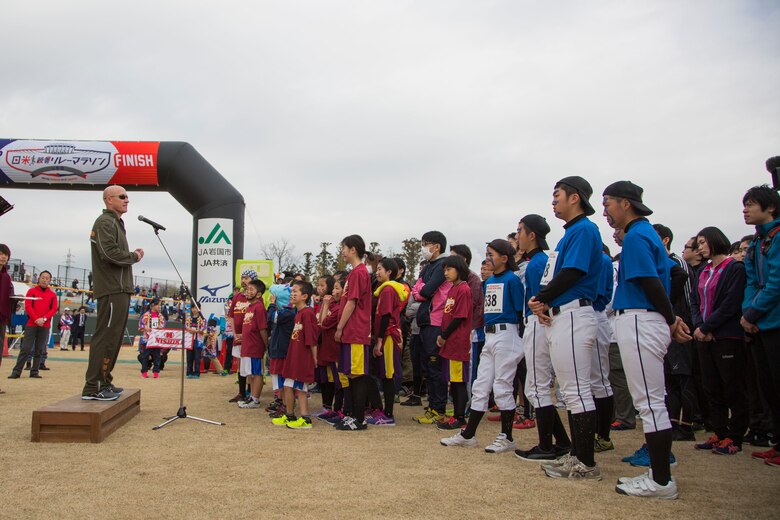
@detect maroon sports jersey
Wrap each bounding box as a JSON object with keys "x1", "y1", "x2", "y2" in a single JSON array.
[
  {"x1": 318, "y1": 300, "x2": 341, "y2": 365},
  {"x1": 229, "y1": 292, "x2": 250, "y2": 336},
  {"x1": 439, "y1": 282, "x2": 473, "y2": 362},
  {"x1": 241, "y1": 300, "x2": 268, "y2": 358},
  {"x1": 282, "y1": 306, "x2": 319, "y2": 383},
  {"x1": 337, "y1": 263, "x2": 372, "y2": 345},
  {"x1": 374, "y1": 283, "x2": 402, "y2": 344}
]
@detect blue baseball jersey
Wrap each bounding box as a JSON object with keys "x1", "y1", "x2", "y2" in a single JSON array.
[
  {"x1": 594, "y1": 252, "x2": 614, "y2": 312},
  {"x1": 613, "y1": 218, "x2": 671, "y2": 310},
  {"x1": 483, "y1": 270, "x2": 525, "y2": 325},
  {"x1": 545, "y1": 215, "x2": 603, "y2": 308},
  {"x1": 524, "y1": 250, "x2": 548, "y2": 317}
]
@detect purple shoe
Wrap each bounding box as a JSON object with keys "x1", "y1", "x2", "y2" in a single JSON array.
[
  {"x1": 325, "y1": 411, "x2": 345, "y2": 426},
  {"x1": 366, "y1": 410, "x2": 396, "y2": 426},
  {"x1": 316, "y1": 409, "x2": 337, "y2": 422}
]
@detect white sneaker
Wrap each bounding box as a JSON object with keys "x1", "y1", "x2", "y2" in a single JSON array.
[
  {"x1": 543, "y1": 454, "x2": 580, "y2": 477},
  {"x1": 239, "y1": 399, "x2": 262, "y2": 409},
  {"x1": 484, "y1": 433, "x2": 516, "y2": 453},
  {"x1": 615, "y1": 473, "x2": 678, "y2": 499},
  {"x1": 440, "y1": 432, "x2": 478, "y2": 448},
  {"x1": 546, "y1": 458, "x2": 602, "y2": 480},
  {"x1": 541, "y1": 453, "x2": 574, "y2": 472}
]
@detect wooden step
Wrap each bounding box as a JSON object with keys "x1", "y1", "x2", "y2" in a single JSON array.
[{"x1": 31, "y1": 389, "x2": 141, "y2": 443}]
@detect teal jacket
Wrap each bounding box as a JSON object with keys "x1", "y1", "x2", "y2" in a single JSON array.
[{"x1": 743, "y1": 217, "x2": 780, "y2": 331}]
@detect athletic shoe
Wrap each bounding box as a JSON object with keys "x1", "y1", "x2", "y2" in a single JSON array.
[
  {"x1": 542, "y1": 454, "x2": 578, "y2": 477},
  {"x1": 239, "y1": 399, "x2": 262, "y2": 409},
  {"x1": 484, "y1": 433, "x2": 516, "y2": 454},
  {"x1": 286, "y1": 417, "x2": 313, "y2": 429},
  {"x1": 444, "y1": 407, "x2": 455, "y2": 418},
  {"x1": 553, "y1": 444, "x2": 572, "y2": 458},
  {"x1": 622, "y1": 444, "x2": 648, "y2": 464},
  {"x1": 691, "y1": 422, "x2": 706, "y2": 433},
  {"x1": 153, "y1": 373, "x2": 159, "y2": 379},
  {"x1": 40, "y1": 366, "x2": 50, "y2": 371},
  {"x1": 615, "y1": 473, "x2": 678, "y2": 500},
  {"x1": 542, "y1": 453, "x2": 575, "y2": 472},
  {"x1": 546, "y1": 459, "x2": 602, "y2": 480},
  {"x1": 749, "y1": 432, "x2": 773, "y2": 447},
  {"x1": 81, "y1": 389, "x2": 121, "y2": 401},
  {"x1": 437, "y1": 417, "x2": 467, "y2": 431},
  {"x1": 765, "y1": 454, "x2": 780, "y2": 467},
  {"x1": 751, "y1": 447, "x2": 780, "y2": 460},
  {"x1": 515, "y1": 445, "x2": 559, "y2": 461},
  {"x1": 316, "y1": 409, "x2": 337, "y2": 422},
  {"x1": 440, "y1": 432, "x2": 478, "y2": 448},
  {"x1": 30, "y1": 374, "x2": 43, "y2": 378},
  {"x1": 228, "y1": 393, "x2": 244, "y2": 403},
  {"x1": 7, "y1": 374, "x2": 20, "y2": 379},
  {"x1": 271, "y1": 415, "x2": 290, "y2": 425},
  {"x1": 414, "y1": 408, "x2": 443, "y2": 425},
  {"x1": 325, "y1": 411, "x2": 346, "y2": 426},
  {"x1": 335, "y1": 416, "x2": 368, "y2": 431},
  {"x1": 630, "y1": 449, "x2": 677, "y2": 467},
  {"x1": 513, "y1": 418, "x2": 536, "y2": 430},
  {"x1": 712, "y1": 437, "x2": 741, "y2": 455},
  {"x1": 611, "y1": 421, "x2": 634, "y2": 431},
  {"x1": 366, "y1": 411, "x2": 396, "y2": 426},
  {"x1": 265, "y1": 399, "x2": 283, "y2": 412},
  {"x1": 594, "y1": 435, "x2": 615, "y2": 453},
  {"x1": 141, "y1": 372, "x2": 148, "y2": 379},
  {"x1": 672, "y1": 428, "x2": 695, "y2": 441},
  {"x1": 268, "y1": 407, "x2": 287, "y2": 419},
  {"x1": 400, "y1": 395, "x2": 422, "y2": 406},
  {"x1": 694, "y1": 434, "x2": 720, "y2": 450}
]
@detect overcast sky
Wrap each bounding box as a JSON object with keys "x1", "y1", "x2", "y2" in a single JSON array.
[{"x1": 2, "y1": 1, "x2": 779, "y2": 283}]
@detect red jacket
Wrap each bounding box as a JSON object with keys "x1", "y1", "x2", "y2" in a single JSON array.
[{"x1": 25, "y1": 285, "x2": 58, "y2": 327}]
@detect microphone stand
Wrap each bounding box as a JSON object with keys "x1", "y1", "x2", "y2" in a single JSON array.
[{"x1": 142, "y1": 224, "x2": 224, "y2": 430}]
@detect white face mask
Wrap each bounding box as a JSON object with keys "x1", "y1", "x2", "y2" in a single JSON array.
[
  {"x1": 421, "y1": 246, "x2": 433, "y2": 261},
  {"x1": 365, "y1": 265, "x2": 374, "y2": 275}
]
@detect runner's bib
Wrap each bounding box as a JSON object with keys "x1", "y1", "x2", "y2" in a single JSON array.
[
  {"x1": 484, "y1": 283, "x2": 504, "y2": 314},
  {"x1": 540, "y1": 251, "x2": 559, "y2": 287}
]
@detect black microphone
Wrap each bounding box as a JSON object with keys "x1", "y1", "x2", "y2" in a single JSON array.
[{"x1": 138, "y1": 215, "x2": 166, "y2": 231}]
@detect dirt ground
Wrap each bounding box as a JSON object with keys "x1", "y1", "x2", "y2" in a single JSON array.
[{"x1": 0, "y1": 346, "x2": 778, "y2": 520}]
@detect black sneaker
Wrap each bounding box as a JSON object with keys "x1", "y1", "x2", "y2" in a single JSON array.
[
  {"x1": 39, "y1": 366, "x2": 50, "y2": 371},
  {"x1": 82, "y1": 389, "x2": 121, "y2": 401},
  {"x1": 751, "y1": 432, "x2": 772, "y2": 447},
  {"x1": 335, "y1": 416, "x2": 368, "y2": 431},
  {"x1": 515, "y1": 445, "x2": 558, "y2": 461},
  {"x1": 400, "y1": 395, "x2": 422, "y2": 407},
  {"x1": 30, "y1": 374, "x2": 43, "y2": 379},
  {"x1": 8, "y1": 374, "x2": 20, "y2": 379},
  {"x1": 107, "y1": 384, "x2": 124, "y2": 394},
  {"x1": 672, "y1": 428, "x2": 696, "y2": 441},
  {"x1": 553, "y1": 444, "x2": 572, "y2": 458}
]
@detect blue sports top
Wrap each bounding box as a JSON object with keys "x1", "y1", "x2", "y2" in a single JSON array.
[
  {"x1": 613, "y1": 218, "x2": 671, "y2": 310},
  {"x1": 524, "y1": 249, "x2": 548, "y2": 317},
  {"x1": 483, "y1": 269, "x2": 525, "y2": 325},
  {"x1": 546, "y1": 215, "x2": 602, "y2": 308},
  {"x1": 594, "y1": 252, "x2": 615, "y2": 312}
]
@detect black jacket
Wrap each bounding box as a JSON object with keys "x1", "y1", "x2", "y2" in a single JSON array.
[{"x1": 691, "y1": 259, "x2": 746, "y2": 340}]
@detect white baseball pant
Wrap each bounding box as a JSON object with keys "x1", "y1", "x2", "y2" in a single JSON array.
[
  {"x1": 523, "y1": 315, "x2": 554, "y2": 408},
  {"x1": 470, "y1": 324, "x2": 523, "y2": 412},
  {"x1": 615, "y1": 310, "x2": 672, "y2": 433},
  {"x1": 549, "y1": 305, "x2": 597, "y2": 414},
  {"x1": 591, "y1": 310, "x2": 613, "y2": 399}
]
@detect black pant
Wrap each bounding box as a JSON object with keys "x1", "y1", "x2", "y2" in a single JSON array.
[
  {"x1": 223, "y1": 337, "x2": 234, "y2": 373},
  {"x1": 410, "y1": 334, "x2": 425, "y2": 389},
  {"x1": 751, "y1": 329, "x2": 780, "y2": 440},
  {"x1": 420, "y1": 326, "x2": 446, "y2": 413},
  {"x1": 140, "y1": 346, "x2": 162, "y2": 373},
  {"x1": 187, "y1": 348, "x2": 202, "y2": 376},
  {"x1": 12, "y1": 326, "x2": 48, "y2": 376},
  {"x1": 697, "y1": 339, "x2": 749, "y2": 444},
  {"x1": 71, "y1": 328, "x2": 86, "y2": 350},
  {"x1": 745, "y1": 339, "x2": 773, "y2": 434}
]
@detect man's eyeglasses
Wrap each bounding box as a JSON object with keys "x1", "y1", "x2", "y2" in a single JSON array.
[{"x1": 111, "y1": 194, "x2": 129, "y2": 200}]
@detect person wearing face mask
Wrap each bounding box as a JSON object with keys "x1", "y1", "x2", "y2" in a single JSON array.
[
  {"x1": 411, "y1": 231, "x2": 453, "y2": 424},
  {"x1": 9, "y1": 270, "x2": 58, "y2": 379}
]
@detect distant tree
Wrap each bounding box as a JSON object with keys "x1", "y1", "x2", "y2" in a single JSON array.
[
  {"x1": 260, "y1": 238, "x2": 299, "y2": 273},
  {"x1": 369, "y1": 242, "x2": 382, "y2": 256},
  {"x1": 401, "y1": 237, "x2": 422, "y2": 285},
  {"x1": 302, "y1": 252, "x2": 314, "y2": 281},
  {"x1": 315, "y1": 242, "x2": 334, "y2": 277}
]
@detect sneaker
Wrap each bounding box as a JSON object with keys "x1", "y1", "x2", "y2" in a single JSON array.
[
  {"x1": 615, "y1": 473, "x2": 678, "y2": 500},
  {"x1": 542, "y1": 454, "x2": 578, "y2": 477},
  {"x1": 153, "y1": 372, "x2": 159, "y2": 379},
  {"x1": 691, "y1": 422, "x2": 706, "y2": 433},
  {"x1": 749, "y1": 432, "x2": 772, "y2": 447},
  {"x1": 622, "y1": 444, "x2": 648, "y2": 463},
  {"x1": 553, "y1": 444, "x2": 573, "y2": 458},
  {"x1": 239, "y1": 399, "x2": 262, "y2": 409},
  {"x1": 265, "y1": 399, "x2": 283, "y2": 412},
  {"x1": 228, "y1": 393, "x2": 244, "y2": 403},
  {"x1": 335, "y1": 416, "x2": 368, "y2": 431},
  {"x1": 221, "y1": 370, "x2": 230, "y2": 377},
  {"x1": 595, "y1": 435, "x2": 615, "y2": 453},
  {"x1": 611, "y1": 421, "x2": 634, "y2": 431},
  {"x1": 765, "y1": 454, "x2": 780, "y2": 467},
  {"x1": 141, "y1": 372, "x2": 148, "y2": 379},
  {"x1": 325, "y1": 411, "x2": 346, "y2": 426},
  {"x1": 545, "y1": 457, "x2": 602, "y2": 480},
  {"x1": 751, "y1": 447, "x2": 780, "y2": 460},
  {"x1": 515, "y1": 445, "x2": 559, "y2": 461},
  {"x1": 672, "y1": 428, "x2": 695, "y2": 442},
  {"x1": 271, "y1": 414, "x2": 290, "y2": 426},
  {"x1": 400, "y1": 395, "x2": 422, "y2": 406},
  {"x1": 414, "y1": 408, "x2": 443, "y2": 425},
  {"x1": 485, "y1": 433, "x2": 516, "y2": 454},
  {"x1": 286, "y1": 417, "x2": 313, "y2": 429},
  {"x1": 440, "y1": 432, "x2": 478, "y2": 448},
  {"x1": 542, "y1": 453, "x2": 575, "y2": 472},
  {"x1": 40, "y1": 366, "x2": 50, "y2": 371},
  {"x1": 712, "y1": 437, "x2": 741, "y2": 455},
  {"x1": 366, "y1": 411, "x2": 396, "y2": 426},
  {"x1": 82, "y1": 389, "x2": 121, "y2": 401},
  {"x1": 316, "y1": 409, "x2": 337, "y2": 421},
  {"x1": 30, "y1": 374, "x2": 43, "y2": 379},
  {"x1": 437, "y1": 417, "x2": 467, "y2": 431},
  {"x1": 694, "y1": 434, "x2": 720, "y2": 451},
  {"x1": 630, "y1": 449, "x2": 677, "y2": 467},
  {"x1": 7, "y1": 374, "x2": 20, "y2": 379},
  {"x1": 513, "y1": 418, "x2": 536, "y2": 430},
  {"x1": 269, "y1": 407, "x2": 288, "y2": 419}
]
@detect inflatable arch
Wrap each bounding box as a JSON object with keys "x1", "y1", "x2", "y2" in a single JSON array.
[{"x1": 0, "y1": 139, "x2": 244, "y2": 320}]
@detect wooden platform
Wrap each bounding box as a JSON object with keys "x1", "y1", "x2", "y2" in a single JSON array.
[{"x1": 31, "y1": 389, "x2": 141, "y2": 443}]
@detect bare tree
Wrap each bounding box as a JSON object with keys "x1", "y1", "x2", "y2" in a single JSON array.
[{"x1": 259, "y1": 238, "x2": 299, "y2": 273}]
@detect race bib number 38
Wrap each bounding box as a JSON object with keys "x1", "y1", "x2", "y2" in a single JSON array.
[
  {"x1": 540, "y1": 251, "x2": 559, "y2": 287},
  {"x1": 484, "y1": 283, "x2": 504, "y2": 314}
]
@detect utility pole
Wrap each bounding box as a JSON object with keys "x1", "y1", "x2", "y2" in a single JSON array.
[{"x1": 65, "y1": 249, "x2": 75, "y2": 287}]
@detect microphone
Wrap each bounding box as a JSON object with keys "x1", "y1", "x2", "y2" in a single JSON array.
[{"x1": 138, "y1": 215, "x2": 166, "y2": 231}]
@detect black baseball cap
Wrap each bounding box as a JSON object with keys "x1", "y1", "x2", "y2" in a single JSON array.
[
  {"x1": 519, "y1": 214, "x2": 551, "y2": 250},
  {"x1": 486, "y1": 238, "x2": 519, "y2": 272},
  {"x1": 556, "y1": 176, "x2": 595, "y2": 216},
  {"x1": 602, "y1": 181, "x2": 653, "y2": 216}
]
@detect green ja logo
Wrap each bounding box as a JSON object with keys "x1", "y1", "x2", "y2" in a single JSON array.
[{"x1": 199, "y1": 223, "x2": 231, "y2": 245}]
